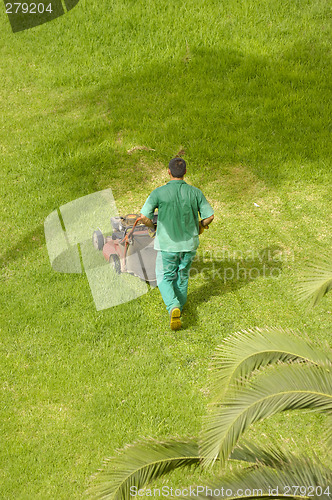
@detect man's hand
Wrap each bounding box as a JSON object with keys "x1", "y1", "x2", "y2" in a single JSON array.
[
  {"x1": 140, "y1": 214, "x2": 155, "y2": 228},
  {"x1": 199, "y1": 214, "x2": 214, "y2": 234}
]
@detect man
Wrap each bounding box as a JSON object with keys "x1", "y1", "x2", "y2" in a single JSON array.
[{"x1": 140, "y1": 158, "x2": 214, "y2": 330}]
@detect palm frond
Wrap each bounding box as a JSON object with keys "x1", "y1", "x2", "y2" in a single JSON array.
[
  {"x1": 188, "y1": 454, "x2": 332, "y2": 499},
  {"x1": 210, "y1": 327, "x2": 332, "y2": 399},
  {"x1": 201, "y1": 363, "x2": 332, "y2": 467},
  {"x1": 296, "y1": 255, "x2": 332, "y2": 307},
  {"x1": 230, "y1": 440, "x2": 295, "y2": 468},
  {"x1": 326, "y1": 415, "x2": 332, "y2": 448},
  {"x1": 87, "y1": 437, "x2": 200, "y2": 499}
]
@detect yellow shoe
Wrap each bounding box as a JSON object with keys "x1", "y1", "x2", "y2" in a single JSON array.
[{"x1": 170, "y1": 307, "x2": 181, "y2": 330}]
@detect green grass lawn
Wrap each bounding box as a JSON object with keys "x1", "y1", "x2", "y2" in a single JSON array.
[{"x1": 0, "y1": 0, "x2": 331, "y2": 498}]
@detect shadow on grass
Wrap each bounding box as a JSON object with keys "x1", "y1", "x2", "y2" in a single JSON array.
[
  {"x1": 183, "y1": 246, "x2": 284, "y2": 328},
  {"x1": 8, "y1": 43, "x2": 329, "y2": 301},
  {"x1": 42, "y1": 42, "x2": 332, "y2": 198},
  {"x1": 0, "y1": 225, "x2": 45, "y2": 268}
]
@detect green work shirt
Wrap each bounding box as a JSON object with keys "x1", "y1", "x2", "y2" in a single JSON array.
[{"x1": 141, "y1": 180, "x2": 214, "y2": 252}]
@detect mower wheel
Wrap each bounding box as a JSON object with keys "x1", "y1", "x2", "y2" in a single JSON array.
[
  {"x1": 109, "y1": 254, "x2": 121, "y2": 274},
  {"x1": 92, "y1": 230, "x2": 104, "y2": 250}
]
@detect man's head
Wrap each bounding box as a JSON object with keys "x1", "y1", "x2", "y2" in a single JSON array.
[{"x1": 168, "y1": 157, "x2": 186, "y2": 179}]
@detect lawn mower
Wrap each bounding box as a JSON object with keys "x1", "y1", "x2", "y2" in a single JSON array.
[{"x1": 92, "y1": 213, "x2": 158, "y2": 285}]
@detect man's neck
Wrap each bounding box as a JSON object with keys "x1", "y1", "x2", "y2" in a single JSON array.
[{"x1": 169, "y1": 176, "x2": 184, "y2": 181}]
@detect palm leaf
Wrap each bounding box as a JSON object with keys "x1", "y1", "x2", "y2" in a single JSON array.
[
  {"x1": 210, "y1": 327, "x2": 332, "y2": 399},
  {"x1": 87, "y1": 437, "x2": 201, "y2": 499},
  {"x1": 230, "y1": 440, "x2": 295, "y2": 468},
  {"x1": 326, "y1": 415, "x2": 332, "y2": 447},
  {"x1": 86, "y1": 436, "x2": 293, "y2": 499},
  {"x1": 187, "y1": 453, "x2": 332, "y2": 499},
  {"x1": 201, "y1": 363, "x2": 332, "y2": 467},
  {"x1": 296, "y1": 255, "x2": 332, "y2": 307}
]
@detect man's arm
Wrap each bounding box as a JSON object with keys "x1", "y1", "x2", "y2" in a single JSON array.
[
  {"x1": 201, "y1": 214, "x2": 214, "y2": 227},
  {"x1": 140, "y1": 190, "x2": 158, "y2": 228},
  {"x1": 140, "y1": 214, "x2": 155, "y2": 228},
  {"x1": 197, "y1": 189, "x2": 214, "y2": 233},
  {"x1": 199, "y1": 214, "x2": 214, "y2": 234}
]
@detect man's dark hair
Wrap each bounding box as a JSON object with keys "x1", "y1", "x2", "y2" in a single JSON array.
[{"x1": 168, "y1": 157, "x2": 186, "y2": 178}]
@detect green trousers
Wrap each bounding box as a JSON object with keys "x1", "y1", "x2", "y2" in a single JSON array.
[{"x1": 156, "y1": 250, "x2": 196, "y2": 314}]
